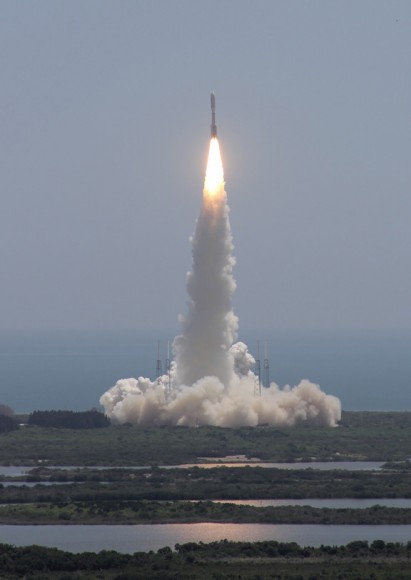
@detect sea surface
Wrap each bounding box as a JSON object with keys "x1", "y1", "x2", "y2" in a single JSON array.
[{"x1": 0, "y1": 329, "x2": 409, "y2": 413}]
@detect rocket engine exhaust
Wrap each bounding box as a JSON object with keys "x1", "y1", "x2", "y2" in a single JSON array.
[{"x1": 99, "y1": 95, "x2": 341, "y2": 428}]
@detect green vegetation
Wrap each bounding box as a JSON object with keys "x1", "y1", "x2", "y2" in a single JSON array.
[
  {"x1": 1, "y1": 464, "x2": 411, "y2": 524},
  {"x1": 1, "y1": 500, "x2": 411, "y2": 525},
  {"x1": 0, "y1": 412, "x2": 410, "y2": 575},
  {"x1": 0, "y1": 540, "x2": 411, "y2": 579},
  {"x1": 28, "y1": 410, "x2": 109, "y2": 429},
  {"x1": 0, "y1": 411, "x2": 410, "y2": 465},
  {"x1": 3, "y1": 464, "x2": 411, "y2": 502},
  {"x1": 0, "y1": 410, "x2": 410, "y2": 527}
]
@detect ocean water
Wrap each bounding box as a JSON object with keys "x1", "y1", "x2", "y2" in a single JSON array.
[{"x1": 0, "y1": 330, "x2": 409, "y2": 413}]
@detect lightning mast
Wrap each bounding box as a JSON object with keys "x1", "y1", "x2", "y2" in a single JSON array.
[
  {"x1": 165, "y1": 340, "x2": 171, "y2": 393},
  {"x1": 263, "y1": 340, "x2": 270, "y2": 389},
  {"x1": 254, "y1": 340, "x2": 261, "y2": 396},
  {"x1": 156, "y1": 340, "x2": 162, "y2": 384}
]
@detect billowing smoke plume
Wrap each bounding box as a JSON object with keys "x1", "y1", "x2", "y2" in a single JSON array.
[
  {"x1": 174, "y1": 139, "x2": 237, "y2": 388},
  {"x1": 100, "y1": 138, "x2": 341, "y2": 427}
]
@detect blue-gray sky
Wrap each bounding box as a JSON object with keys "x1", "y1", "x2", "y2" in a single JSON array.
[{"x1": 1, "y1": 0, "x2": 410, "y2": 332}]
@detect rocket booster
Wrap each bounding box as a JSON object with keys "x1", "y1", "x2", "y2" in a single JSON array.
[{"x1": 210, "y1": 92, "x2": 217, "y2": 138}]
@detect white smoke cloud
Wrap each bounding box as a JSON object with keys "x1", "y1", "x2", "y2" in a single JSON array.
[
  {"x1": 173, "y1": 180, "x2": 238, "y2": 388},
  {"x1": 100, "y1": 138, "x2": 341, "y2": 428},
  {"x1": 230, "y1": 342, "x2": 255, "y2": 377},
  {"x1": 100, "y1": 374, "x2": 341, "y2": 428}
]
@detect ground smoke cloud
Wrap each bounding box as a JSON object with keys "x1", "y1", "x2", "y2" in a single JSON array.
[{"x1": 100, "y1": 138, "x2": 341, "y2": 427}]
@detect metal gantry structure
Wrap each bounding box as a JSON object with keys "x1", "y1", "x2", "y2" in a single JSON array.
[
  {"x1": 155, "y1": 340, "x2": 173, "y2": 392},
  {"x1": 263, "y1": 340, "x2": 270, "y2": 389},
  {"x1": 155, "y1": 337, "x2": 267, "y2": 396},
  {"x1": 254, "y1": 339, "x2": 270, "y2": 395}
]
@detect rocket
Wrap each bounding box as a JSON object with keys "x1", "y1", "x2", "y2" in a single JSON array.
[{"x1": 210, "y1": 92, "x2": 217, "y2": 138}]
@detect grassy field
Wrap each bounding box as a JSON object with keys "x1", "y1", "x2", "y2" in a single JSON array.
[{"x1": 0, "y1": 411, "x2": 410, "y2": 466}]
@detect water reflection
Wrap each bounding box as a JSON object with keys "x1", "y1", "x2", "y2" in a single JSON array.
[
  {"x1": 176, "y1": 461, "x2": 384, "y2": 471},
  {"x1": 0, "y1": 523, "x2": 410, "y2": 553}
]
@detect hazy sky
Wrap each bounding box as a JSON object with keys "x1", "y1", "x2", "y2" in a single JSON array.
[{"x1": 1, "y1": 1, "x2": 410, "y2": 333}]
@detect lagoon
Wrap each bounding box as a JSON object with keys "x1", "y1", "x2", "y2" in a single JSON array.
[
  {"x1": 1, "y1": 523, "x2": 411, "y2": 553},
  {"x1": 177, "y1": 461, "x2": 385, "y2": 471}
]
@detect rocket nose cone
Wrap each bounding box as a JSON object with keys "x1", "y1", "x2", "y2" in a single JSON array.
[{"x1": 211, "y1": 92, "x2": 216, "y2": 108}]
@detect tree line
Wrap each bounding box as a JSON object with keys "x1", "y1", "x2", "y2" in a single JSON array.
[
  {"x1": 28, "y1": 410, "x2": 110, "y2": 429},
  {"x1": 0, "y1": 540, "x2": 410, "y2": 578}
]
